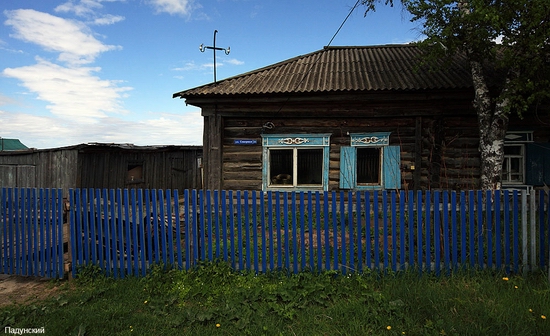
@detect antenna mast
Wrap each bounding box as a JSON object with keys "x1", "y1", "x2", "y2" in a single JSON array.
[{"x1": 199, "y1": 30, "x2": 230, "y2": 84}]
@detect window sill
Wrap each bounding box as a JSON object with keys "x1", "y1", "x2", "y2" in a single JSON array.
[{"x1": 264, "y1": 186, "x2": 326, "y2": 192}]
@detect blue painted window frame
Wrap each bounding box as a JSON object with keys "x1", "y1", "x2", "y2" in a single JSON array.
[
  {"x1": 261, "y1": 133, "x2": 331, "y2": 191},
  {"x1": 339, "y1": 132, "x2": 401, "y2": 190}
]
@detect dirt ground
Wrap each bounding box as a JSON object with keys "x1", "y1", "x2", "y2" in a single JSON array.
[{"x1": 0, "y1": 274, "x2": 65, "y2": 308}]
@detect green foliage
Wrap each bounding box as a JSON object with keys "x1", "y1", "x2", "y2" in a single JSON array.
[
  {"x1": 74, "y1": 264, "x2": 105, "y2": 285},
  {"x1": 1, "y1": 264, "x2": 549, "y2": 335},
  {"x1": 362, "y1": 0, "x2": 550, "y2": 115}
]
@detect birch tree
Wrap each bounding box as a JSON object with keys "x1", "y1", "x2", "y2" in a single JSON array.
[{"x1": 363, "y1": 0, "x2": 550, "y2": 189}]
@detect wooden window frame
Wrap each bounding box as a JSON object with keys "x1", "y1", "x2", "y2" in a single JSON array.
[
  {"x1": 261, "y1": 134, "x2": 331, "y2": 191},
  {"x1": 339, "y1": 132, "x2": 401, "y2": 190}
]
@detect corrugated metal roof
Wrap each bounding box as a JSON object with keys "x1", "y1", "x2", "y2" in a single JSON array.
[{"x1": 173, "y1": 44, "x2": 472, "y2": 98}]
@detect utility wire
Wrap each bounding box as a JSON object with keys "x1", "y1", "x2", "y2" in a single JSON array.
[
  {"x1": 327, "y1": 0, "x2": 362, "y2": 48},
  {"x1": 274, "y1": 0, "x2": 362, "y2": 114}
]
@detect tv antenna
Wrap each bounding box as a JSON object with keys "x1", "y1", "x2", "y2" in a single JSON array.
[{"x1": 199, "y1": 30, "x2": 230, "y2": 84}]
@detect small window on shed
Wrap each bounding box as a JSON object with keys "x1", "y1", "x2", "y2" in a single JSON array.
[{"x1": 127, "y1": 162, "x2": 143, "y2": 183}]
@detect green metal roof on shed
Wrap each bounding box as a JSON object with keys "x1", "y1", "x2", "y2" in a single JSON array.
[{"x1": 0, "y1": 138, "x2": 28, "y2": 151}]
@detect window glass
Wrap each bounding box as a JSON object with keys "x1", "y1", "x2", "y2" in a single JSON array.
[
  {"x1": 504, "y1": 146, "x2": 522, "y2": 155},
  {"x1": 269, "y1": 149, "x2": 293, "y2": 185},
  {"x1": 356, "y1": 147, "x2": 381, "y2": 184},
  {"x1": 297, "y1": 148, "x2": 323, "y2": 185},
  {"x1": 502, "y1": 144, "x2": 524, "y2": 184}
]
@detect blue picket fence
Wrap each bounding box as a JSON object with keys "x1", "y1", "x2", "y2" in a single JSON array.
[
  {"x1": 67, "y1": 188, "x2": 549, "y2": 279},
  {"x1": 1, "y1": 188, "x2": 549, "y2": 279},
  {"x1": 0, "y1": 188, "x2": 65, "y2": 278}
]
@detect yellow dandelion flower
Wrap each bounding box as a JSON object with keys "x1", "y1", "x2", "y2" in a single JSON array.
[
  {"x1": 144, "y1": 300, "x2": 148, "y2": 304},
  {"x1": 542, "y1": 315, "x2": 547, "y2": 320},
  {"x1": 502, "y1": 277, "x2": 509, "y2": 281},
  {"x1": 387, "y1": 326, "x2": 392, "y2": 330},
  {"x1": 216, "y1": 323, "x2": 221, "y2": 328},
  {"x1": 515, "y1": 285, "x2": 518, "y2": 289},
  {"x1": 529, "y1": 309, "x2": 533, "y2": 313}
]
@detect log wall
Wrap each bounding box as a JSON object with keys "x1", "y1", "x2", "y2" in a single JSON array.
[{"x1": 220, "y1": 113, "x2": 483, "y2": 191}]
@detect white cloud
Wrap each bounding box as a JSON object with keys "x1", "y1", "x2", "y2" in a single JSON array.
[
  {"x1": 55, "y1": 0, "x2": 102, "y2": 17},
  {"x1": 55, "y1": 1, "x2": 126, "y2": 26},
  {"x1": 3, "y1": 58, "x2": 132, "y2": 123},
  {"x1": 1, "y1": 5, "x2": 202, "y2": 150},
  {"x1": 225, "y1": 58, "x2": 244, "y2": 66},
  {"x1": 0, "y1": 110, "x2": 203, "y2": 149},
  {"x1": 93, "y1": 14, "x2": 125, "y2": 25},
  {"x1": 0, "y1": 93, "x2": 17, "y2": 106},
  {"x1": 148, "y1": 0, "x2": 196, "y2": 16},
  {"x1": 5, "y1": 9, "x2": 120, "y2": 65},
  {"x1": 172, "y1": 60, "x2": 202, "y2": 71},
  {"x1": 0, "y1": 111, "x2": 76, "y2": 146}
]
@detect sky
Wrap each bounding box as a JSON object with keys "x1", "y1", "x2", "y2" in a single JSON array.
[{"x1": 1, "y1": 0, "x2": 421, "y2": 149}]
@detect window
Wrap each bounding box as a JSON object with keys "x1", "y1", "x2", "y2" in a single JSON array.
[
  {"x1": 502, "y1": 144, "x2": 524, "y2": 184},
  {"x1": 502, "y1": 131, "x2": 532, "y2": 185},
  {"x1": 127, "y1": 162, "x2": 143, "y2": 183},
  {"x1": 339, "y1": 132, "x2": 401, "y2": 190},
  {"x1": 262, "y1": 134, "x2": 330, "y2": 191},
  {"x1": 357, "y1": 147, "x2": 381, "y2": 185}
]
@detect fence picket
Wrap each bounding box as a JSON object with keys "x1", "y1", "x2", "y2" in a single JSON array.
[
  {"x1": 300, "y1": 192, "x2": 306, "y2": 272},
  {"x1": 374, "y1": 191, "x2": 380, "y2": 270},
  {"x1": 340, "y1": 191, "x2": 346, "y2": 274},
  {"x1": 451, "y1": 191, "x2": 458, "y2": 270},
  {"x1": 399, "y1": 191, "x2": 406, "y2": 271},
  {"x1": 383, "y1": 190, "x2": 389, "y2": 271},
  {"x1": 434, "y1": 191, "x2": 441, "y2": 276},
  {"x1": 252, "y1": 190, "x2": 259, "y2": 273},
  {"x1": 513, "y1": 191, "x2": 519, "y2": 273},
  {"x1": 291, "y1": 192, "x2": 298, "y2": 274},
  {"x1": 539, "y1": 191, "x2": 545, "y2": 269},
  {"x1": 391, "y1": 191, "x2": 397, "y2": 272},
  {"x1": 323, "y1": 191, "x2": 330, "y2": 272},
  {"x1": 184, "y1": 189, "x2": 191, "y2": 269},
  {"x1": 416, "y1": 190, "x2": 422, "y2": 273},
  {"x1": 206, "y1": 190, "x2": 213, "y2": 262},
  {"x1": 308, "y1": 192, "x2": 314, "y2": 271},
  {"x1": 244, "y1": 191, "x2": 251, "y2": 271}
]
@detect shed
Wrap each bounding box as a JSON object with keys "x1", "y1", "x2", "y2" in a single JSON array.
[
  {"x1": 0, "y1": 143, "x2": 203, "y2": 194},
  {"x1": 173, "y1": 44, "x2": 550, "y2": 191}
]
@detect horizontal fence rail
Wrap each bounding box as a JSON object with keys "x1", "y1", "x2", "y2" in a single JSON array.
[{"x1": 1, "y1": 187, "x2": 549, "y2": 279}]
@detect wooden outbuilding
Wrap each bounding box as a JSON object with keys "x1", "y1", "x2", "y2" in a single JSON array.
[
  {"x1": 0, "y1": 143, "x2": 203, "y2": 194},
  {"x1": 173, "y1": 44, "x2": 550, "y2": 192}
]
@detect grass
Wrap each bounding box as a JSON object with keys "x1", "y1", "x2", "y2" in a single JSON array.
[{"x1": 1, "y1": 262, "x2": 549, "y2": 335}]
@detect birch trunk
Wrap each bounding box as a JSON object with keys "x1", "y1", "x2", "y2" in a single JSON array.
[
  {"x1": 459, "y1": 0, "x2": 509, "y2": 190},
  {"x1": 470, "y1": 60, "x2": 509, "y2": 190}
]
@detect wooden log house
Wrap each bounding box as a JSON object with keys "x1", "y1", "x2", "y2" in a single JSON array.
[{"x1": 173, "y1": 45, "x2": 550, "y2": 192}]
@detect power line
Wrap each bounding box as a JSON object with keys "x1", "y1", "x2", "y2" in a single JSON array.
[{"x1": 274, "y1": 0, "x2": 362, "y2": 114}]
